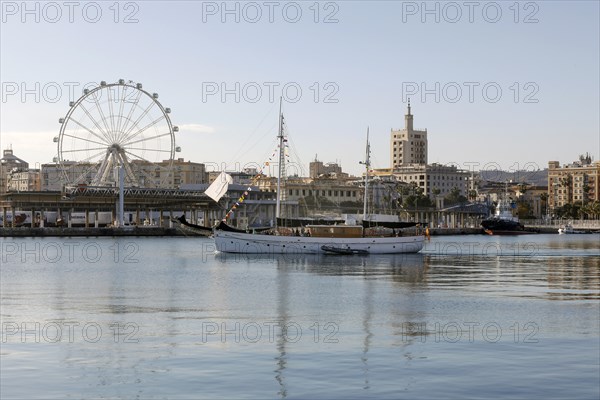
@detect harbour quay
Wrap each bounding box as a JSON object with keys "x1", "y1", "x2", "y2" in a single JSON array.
[
  {"x1": 0, "y1": 187, "x2": 221, "y2": 237},
  {"x1": 0, "y1": 226, "x2": 181, "y2": 237},
  {"x1": 0, "y1": 178, "x2": 283, "y2": 236}
]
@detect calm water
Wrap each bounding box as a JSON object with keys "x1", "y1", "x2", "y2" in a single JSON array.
[{"x1": 1, "y1": 234, "x2": 599, "y2": 399}]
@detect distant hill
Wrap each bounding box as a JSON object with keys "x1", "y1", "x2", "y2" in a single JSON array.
[{"x1": 478, "y1": 169, "x2": 548, "y2": 186}]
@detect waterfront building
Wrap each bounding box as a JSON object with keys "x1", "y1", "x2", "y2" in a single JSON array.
[
  {"x1": 7, "y1": 169, "x2": 41, "y2": 192},
  {"x1": 1, "y1": 148, "x2": 29, "y2": 194},
  {"x1": 250, "y1": 174, "x2": 362, "y2": 216},
  {"x1": 514, "y1": 185, "x2": 549, "y2": 219},
  {"x1": 392, "y1": 163, "x2": 469, "y2": 198},
  {"x1": 170, "y1": 158, "x2": 208, "y2": 187},
  {"x1": 284, "y1": 176, "x2": 361, "y2": 214},
  {"x1": 548, "y1": 159, "x2": 600, "y2": 211},
  {"x1": 309, "y1": 157, "x2": 347, "y2": 179},
  {"x1": 41, "y1": 161, "x2": 92, "y2": 191},
  {"x1": 476, "y1": 181, "x2": 516, "y2": 205},
  {"x1": 390, "y1": 100, "x2": 428, "y2": 168},
  {"x1": 385, "y1": 102, "x2": 468, "y2": 199},
  {"x1": 129, "y1": 158, "x2": 208, "y2": 188},
  {"x1": 208, "y1": 169, "x2": 256, "y2": 186},
  {"x1": 41, "y1": 158, "x2": 207, "y2": 191}
]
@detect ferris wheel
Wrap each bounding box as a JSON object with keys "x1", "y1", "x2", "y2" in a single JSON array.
[{"x1": 55, "y1": 79, "x2": 180, "y2": 188}]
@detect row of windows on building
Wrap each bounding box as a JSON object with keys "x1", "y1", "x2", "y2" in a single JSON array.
[
  {"x1": 556, "y1": 186, "x2": 595, "y2": 193},
  {"x1": 430, "y1": 175, "x2": 467, "y2": 181},
  {"x1": 557, "y1": 195, "x2": 586, "y2": 201},
  {"x1": 429, "y1": 182, "x2": 462, "y2": 188},
  {"x1": 392, "y1": 134, "x2": 423, "y2": 139},
  {"x1": 393, "y1": 147, "x2": 425, "y2": 154},
  {"x1": 398, "y1": 175, "x2": 467, "y2": 181},
  {"x1": 393, "y1": 141, "x2": 425, "y2": 146},
  {"x1": 551, "y1": 178, "x2": 591, "y2": 184},
  {"x1": 289, "y1": 189, "x2": 358, "y2": 198},
  {"x1": 393, "y1": 150, "x2": 426, "y2": 156}
]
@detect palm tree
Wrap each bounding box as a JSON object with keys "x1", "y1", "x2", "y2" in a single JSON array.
[
  {"x1": 582, "y1": 183, "x2": 591, "y2": 205},
  {"x1": 559, "y1": 174, "x2": 573, "y2": 204},
  {"x1": 580, "y1": 203, "x2": 593, "y2": 220},
  {"x1": 584, "y1": 200, "x2": 600, "y2": 219}
]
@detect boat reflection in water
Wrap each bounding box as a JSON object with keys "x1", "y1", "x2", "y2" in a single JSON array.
[
  {"x1": 214, "y1": 252, "x2": 427, "y2": 280},
  {"x1": 214, "y1": 252, "x2": 428, "y2": 397}
]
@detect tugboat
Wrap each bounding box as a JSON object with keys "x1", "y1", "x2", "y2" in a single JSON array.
[{"x1": 481, "y1": 184, "x2": 530, "y2": 235}]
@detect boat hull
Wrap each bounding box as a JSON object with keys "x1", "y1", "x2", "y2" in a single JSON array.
[
  {"x1": 481, "y1": 218, "x2": 536, "y2": 235},
  {"x1": 171, "y1": 216, "x2": 213, "y2": 236},
  {"x1": 213, "y1": 230, "x2": 424, "y2": 254},
  {"x1": 558, "y1": 229, "x2": 588, "y2": 234},
  {"x1": 484, "y1": 229, "x2": 537, "y2": 235}
]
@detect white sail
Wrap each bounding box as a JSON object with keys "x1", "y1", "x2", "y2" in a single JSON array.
[{"x1": 205, "y1": 171, "x2": 233, "y2": 202}]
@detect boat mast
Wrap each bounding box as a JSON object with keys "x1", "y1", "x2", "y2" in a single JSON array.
[
  {"x1": 361, "y1": 128, "x2": 371, "y2": 221},
  {"x1": 275, "y1": 97, "x2": 284, "y2": 225}
]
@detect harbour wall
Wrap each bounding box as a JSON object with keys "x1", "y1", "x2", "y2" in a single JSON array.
[
  {"x1": 0, "y1": 227, "x2": 193, "y2": 237},
  {"x1": 2, "y1": 225, "x2": 595, "y2": 238}
]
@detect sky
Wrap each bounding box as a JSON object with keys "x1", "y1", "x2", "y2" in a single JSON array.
[{"x1": 1, "y1": 0, "x2": 599, "y2": 177}]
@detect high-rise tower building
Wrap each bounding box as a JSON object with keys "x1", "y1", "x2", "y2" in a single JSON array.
[{"x1": 390, "y1": 100, "x2": 428, "y2": 168}]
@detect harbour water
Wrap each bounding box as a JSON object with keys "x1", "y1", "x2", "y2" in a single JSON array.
[{"x1": 1, "y1": 234, "x2": 599, "y2": 399}]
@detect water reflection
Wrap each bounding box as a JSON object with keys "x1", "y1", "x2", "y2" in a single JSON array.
[
  {"x1": 214, "y1": 249, "x2": 600, "y2": 301},
  {"x1": 545, "y1": 257, "x2": 600, "y2": 301},
  {"x1": 422, "y1": 255, "x2": 600, "y2": 301},
  {"x1": 2, "y1": 236, "x2": 598, "y2": 399},
  {"x1": 274, "y1": 258, "x2": 290, "y2": 398},
  {"x1": 361, "y1": 277, "x2": 374, "y2": 391},
  {"x1": 215, "y1": 252, "x2": 427, "y2": 281}
]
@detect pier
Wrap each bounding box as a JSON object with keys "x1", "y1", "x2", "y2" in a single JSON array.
[
  {"x1": 0, "y1": 226, "x2": 192, "y2": 237},
  {"x1": 0, "y1": 188, "x2": 217, "y2": 234}
]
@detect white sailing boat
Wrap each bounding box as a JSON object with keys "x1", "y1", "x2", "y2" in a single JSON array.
[{"x1": 212, "y1": 104, "x2": 425, "y2": 254}]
